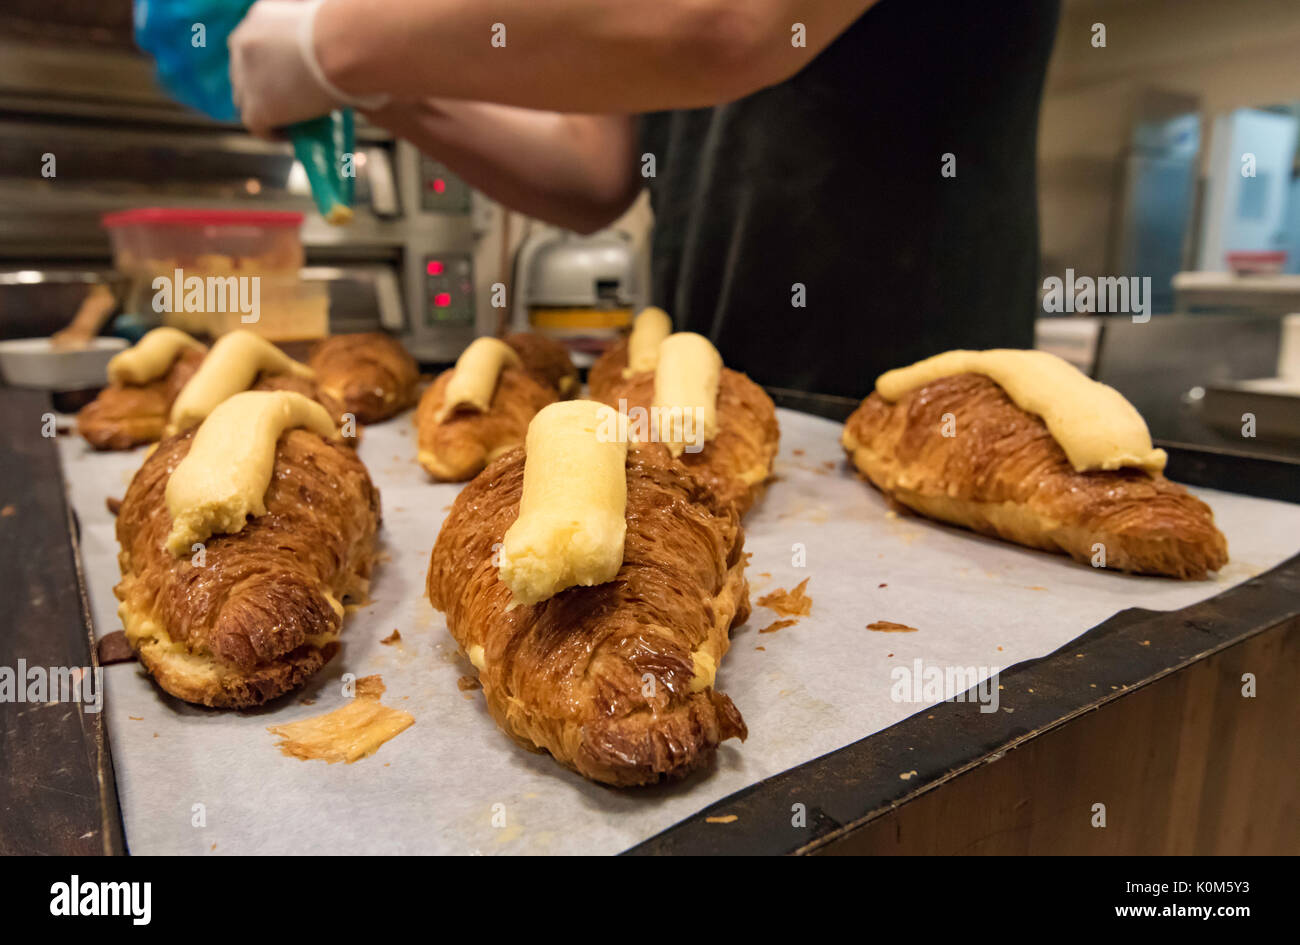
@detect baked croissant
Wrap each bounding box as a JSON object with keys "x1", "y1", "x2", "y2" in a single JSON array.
[
  {"x1": 114, "y1": 422, "x2": 380, "y2": 707},
  {"x1": 596, "y1": 367, "x2": 779, "y2": 516},
  {"x1": 503, "y1": 332, "x2": 578, "y2": 399},
  {"x1": 428, "y1": 445, "x2": 749, "y2": 786},
  {"x1": 416, "y1": 334, "x2": 575, "y2": 481},
  {"x1": 308, "y1": 332, "x2": 419, "y2": 423},
  {"x1": 842, "y1": 372, "x2": 1229, "y2": 579},
  {"x1": 587, "y1": 336, "x2": 629, "y2": 402},
  {"x1": 78, "y1": 346, "x2": 204, "y2": 450}
]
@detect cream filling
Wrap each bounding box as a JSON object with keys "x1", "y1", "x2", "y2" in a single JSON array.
[
  {"x1": 875, "y1": 349, "x2": 1166, "y2": 473},
  {"x1": 652, "y1": 332, "x2": 722, "y2": 457},
  {"x1": 435, "y1": 337, "x2": 521, "y2": 423},
  {"x1": 164, "y1": 390, "x2": 338, "y2": 556},
  {"x1": 497, "y1": 400, "x2": 628, "y2": 606},
  {"x1": 168, "y1": 329, "x2": 315, "y2": 433},
  {"x1": 624, "y1": 306, "x2": 673, "y2": 376},
  {"x1": 107, "y1": 327, "x2": 205, "y2": 385}
]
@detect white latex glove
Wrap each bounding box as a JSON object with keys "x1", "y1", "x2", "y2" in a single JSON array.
[{"x1": 229, "y1": 0, "x2": 388, "y2": 136}]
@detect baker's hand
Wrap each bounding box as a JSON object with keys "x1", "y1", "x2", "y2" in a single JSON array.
[{"x1": 229, "y1": 0, "x2": 388, "y2": 137}]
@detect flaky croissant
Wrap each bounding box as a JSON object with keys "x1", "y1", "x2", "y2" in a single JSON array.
[
  {"x1": 416, "y1": 333, "x2": 576, "y2": 481},
  {"x1": 78, "y1": 346, "x2": 204, "y2": 450},
  {"x1": 842, "y1": 372, "x2": 1229, "y2": 579},
  {"x1": 308, "y1": 332, "x2": 419, "y2": 424},
  {"x1": 586, "y1": 336, "x2": 629, "y2": 403},
  {"x1": 596, "y1": 367, "x2": 779, "y2": 516},
  {"x1": 427, "y1": 446, "x2": 749, "y2": 786},
  {"x1": 114, "y1": 426, "x2": 380, "y2": 707},
  {"x1": 503, "y1": 332, "x2": 578, "y2": 399}
]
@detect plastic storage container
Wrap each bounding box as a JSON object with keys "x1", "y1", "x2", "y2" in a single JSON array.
[{"x1": 102, "y1": 209, "x2": 327, "y2": 340}]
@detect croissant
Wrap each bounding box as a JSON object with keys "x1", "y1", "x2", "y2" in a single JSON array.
[
  {"x1": 596, "y1": 367, "x2": 779, "y2": 516},
  {"x1": 308, "y1": 332, "x2": 419, "y2": 423},
  {"x1": 78, "y1": 346, "x2": 204, "y2": 450},
  {"x1": 503, "y1": 332, "x2": 578, "y2": 399},
  {"x1": 427, "y1": 445, "x2": 749, "y2": 786},
  {"x1": 842, "y1": 372, "x2": 1229, "y2": 579},
  {"x1": 114, "y1": 424, "x2": 380, "y2": 707},
  {"x1": 586, "y1": 336, "x2": 629, "y2": 402},
  {"x1": 416, "y1": 334, "x2": 575, "y2": 481}
]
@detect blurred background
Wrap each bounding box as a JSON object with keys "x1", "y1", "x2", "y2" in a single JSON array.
[{"x1": 1, "y1": 0, "x2": 1299, "y2": 468}]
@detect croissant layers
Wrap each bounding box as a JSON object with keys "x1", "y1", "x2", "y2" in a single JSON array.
[
  {"x1": 427, "y1": 446, "x2": 750, "y2": 786},
  {"x1": 842, "y1": 373, "x2": 1228, "y2": 579}
]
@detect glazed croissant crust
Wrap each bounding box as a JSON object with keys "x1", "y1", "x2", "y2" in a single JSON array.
[
  {"x1": 415, "y1": 333, "x2": 575, "y2": 481},
  {"x1": 114, "y1": 426, "x2": 380, "y2": 707},
  {"x1": 427, "y1": 446, "x2": 749, "y2": 786},
  {"x1": 77, "y1": 346, "x2": 204, "y2": 450},
  {"x1": 308, "y1": 332, "x2": 419, "y2": 424},
  {"x1": 596, "y1": 367, "x2": 779, "y2": 516},
  {"x1": 842, "y1": 373, "x2": 1229, "y2": 579}
]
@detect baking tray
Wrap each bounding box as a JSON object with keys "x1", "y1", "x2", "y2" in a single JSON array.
[{"x1": 45, "y1": 398, "x2": 1300, "y2": 855}]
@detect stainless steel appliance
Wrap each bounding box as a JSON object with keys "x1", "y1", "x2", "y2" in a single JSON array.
[{"x1": 0, "y1": 24, "x2": 488, "y2": 361}]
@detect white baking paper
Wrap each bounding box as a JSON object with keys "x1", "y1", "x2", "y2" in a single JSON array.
[{"x1": 56, "y1": 408, "x2": 1300, "y2": 855}]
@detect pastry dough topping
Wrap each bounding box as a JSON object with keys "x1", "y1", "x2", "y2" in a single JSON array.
[
  {"x1": 625, "y1": 306, "x2": 673, "y2": 376},
  {"x1": 107, "y1": 327, "x2": 206, "y2": 385},
  {"x1": 652, "y1": 332, "x2": 723, "y2": 456},
  {"x1": 436, "y1": 336, "x2": 522, "y2": 423},
  {"x1": 168, "y1": 329, "x2": 315, "y2": 433},
  {"x1": 498, "y1": 400, "x2": 629, "y2": 606},
  {"x1": 875, "y1": 349, "x2": 1167, "y2": 473},
  {"x1": 164, "y1": 390, "x2": 337, "y2": 556}
]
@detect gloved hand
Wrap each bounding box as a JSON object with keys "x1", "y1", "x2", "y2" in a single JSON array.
[{"x1": 229, "y1": 0, "x2": 388, "y2": 136}]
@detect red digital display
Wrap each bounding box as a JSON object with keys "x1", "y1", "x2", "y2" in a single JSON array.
[
  {"x1": 432, "y1": 178, "x2": 447, "y2": 194},
  {"x1": 426, "y1": 260, "x2": 444, "y2": 276},
  {"x1": 433, "y1": 292, "x2": 452, "y2": 307}
]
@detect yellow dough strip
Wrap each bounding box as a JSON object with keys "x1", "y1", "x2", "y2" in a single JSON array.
[
  {"x1": 625, "y1": 306, "x2": 673, "y2": 376},
  {"x1": 168, "y1": 330, "x2": 315, "y2": 433},
  {"x1": 652, "y1": 332, "x2": 722, "y2": 457},
  {"x1": 875, "y1": 349, "x2": 1167, "y2": 473},
  {"x1": 164, "y1": 390, "x2": 338, "y2": 556},
  {"x1": 435, "y1": 336, "x2": 521, "y2": 423},
  {"x1": 497, "y1": 400, "x2": 628, "y2": 606},
  {"x1": 107, "y1": 327, "x2": 206, "y2": 385}
]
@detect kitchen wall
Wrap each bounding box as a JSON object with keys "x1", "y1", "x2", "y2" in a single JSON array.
[{"x1": 1038, "y1": 0, "x2": 1300, "y2": 279}]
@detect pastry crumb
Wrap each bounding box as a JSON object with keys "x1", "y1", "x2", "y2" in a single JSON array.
[
  {"x1": 380, "y1": 629, "x2": 402, "y2": 645},
  {"x1": 757, "y1": 578, "x2": 812, "y2": 617},
  {"x1": 269, "y1": 675, "x2": 413, "y2": 764},
  {"x1": 866, "y1": 620, "x2": 917, "y2": 633},
  {"x1": 758, "y1": 618, "x2": 798, "y2": 634},
  {"x1": 457, "y1": 675, "x2": 482, "y2": 691}
]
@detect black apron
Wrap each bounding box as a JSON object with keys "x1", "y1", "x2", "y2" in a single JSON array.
[{"x1": 639, "y1": 0, "x2": 1061, "y2": 398}]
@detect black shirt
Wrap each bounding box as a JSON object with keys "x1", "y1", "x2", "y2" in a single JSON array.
[{"x1": 640, "y1": 0, "x2": 1061, "y2": 398}]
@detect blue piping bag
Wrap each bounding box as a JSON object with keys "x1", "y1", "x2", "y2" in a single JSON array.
[{"x1": 133, "y1": 0, "x2": 354, "y2": 223}]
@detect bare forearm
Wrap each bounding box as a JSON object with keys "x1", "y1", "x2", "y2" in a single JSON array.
[
  {"x1": 318, "y1": 0, "x2": 876, "y2": 112},
  {"x1": 367, "y1": 102, "x2": 639, "y2": 232}
]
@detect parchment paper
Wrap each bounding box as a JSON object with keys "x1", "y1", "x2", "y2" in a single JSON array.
[{"x1": 56, "y1": 408, "x2": 1300, "y2": 855}]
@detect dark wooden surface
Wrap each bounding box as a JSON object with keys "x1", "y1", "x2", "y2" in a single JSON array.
[
  {"x1": 815, "y1": 619, "x2": 1298, "y2": 854},
  {"x1": 628, "y1": 553, "x2": 1300, "y2": 854},
  {"x1": 0, "y1": 389, "x2": 124, "y2": 855}
]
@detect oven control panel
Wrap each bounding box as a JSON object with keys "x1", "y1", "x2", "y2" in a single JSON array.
[
  {"x1": 422, "y1": 254, "x2": 474, "y2": 326},
  {"x1": 418, "y1": 158, "x2": 472, "y2": 214}
]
